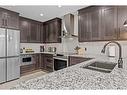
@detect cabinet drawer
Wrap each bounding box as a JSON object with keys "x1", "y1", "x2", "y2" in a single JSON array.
[
  {"x1": 20, "y1": 64, "x2": 35, "y2": 75},
  {"x1": 69, "y1": 56, "x2": 92, "y2": 66}
]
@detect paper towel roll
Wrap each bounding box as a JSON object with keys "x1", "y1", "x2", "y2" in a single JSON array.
[{"x1": 108, "y1": 46, "x2": 115, "y2": 57}]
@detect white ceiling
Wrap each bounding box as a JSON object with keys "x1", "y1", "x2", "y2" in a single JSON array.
[{"x1": 1, "y1": 6, "x2": 86, "y2": 22}]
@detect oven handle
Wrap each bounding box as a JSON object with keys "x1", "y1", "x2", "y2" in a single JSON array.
[{"x1": 53, "y1": 57, "x2": 68, "y2": 61}]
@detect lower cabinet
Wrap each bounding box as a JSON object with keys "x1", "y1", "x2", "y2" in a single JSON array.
[
  {"x1": 20, "y1": 53, "x2": 54, "y2": 75},
  {"x1": 43, "y1": 54, "x2": 53, "y2": 72},
  {"x1": 20, "y1": 54, "x2": 41, "y2": 75},
  {"x1": 33, "y1": 54, "x2": 41, "y2": 69},
  {"x1": 69, "y1": 56, "x2": 92, "y2": 66},
  {"x1": 20, "y1": 64, "x2": 35, "y2": 75}
]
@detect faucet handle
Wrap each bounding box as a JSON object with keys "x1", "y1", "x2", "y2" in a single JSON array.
[
  {"x1": 101, "y1": 48, "x2": 105, "y2": 53},
  {"x1": 118, "y1": 58, "x2": 123, "y2": 68}
]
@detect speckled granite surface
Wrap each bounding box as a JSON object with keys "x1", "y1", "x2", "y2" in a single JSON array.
[{"x1": 12, "y1": 56, "x2": 127, "y2": 90}]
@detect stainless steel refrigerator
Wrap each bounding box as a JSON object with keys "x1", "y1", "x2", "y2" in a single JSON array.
[{"x1": 0, "y1": 28, "x2": 20, "y2": 83}]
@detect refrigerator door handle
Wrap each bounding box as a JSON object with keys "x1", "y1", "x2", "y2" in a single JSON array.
[{"x1": 8, "y1": 34, "x2": 11, "y2": 42}]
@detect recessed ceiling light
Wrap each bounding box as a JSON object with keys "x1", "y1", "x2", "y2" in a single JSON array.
[
  {"x1": 58, "y1": 5, "x2": 62, "y2": 8},
  {"x1": 40, "y1": 13, "x2": 44, "y2": 16}
]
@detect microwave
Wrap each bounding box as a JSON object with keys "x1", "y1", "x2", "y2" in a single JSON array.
[{"x1": 20, "y1": 54, "x2": 33, "y2": 66}]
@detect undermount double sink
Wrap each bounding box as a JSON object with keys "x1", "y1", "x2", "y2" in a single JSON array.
[{"x1": 82, "y1": 61, "x2": 117, "y2": 73}]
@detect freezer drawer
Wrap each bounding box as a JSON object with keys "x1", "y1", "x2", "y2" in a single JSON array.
[
  {"x1": 0, "y1": 28, "x2": 6, "y2": 58},
  {"x1": 7, "y1": 57, "x2": 20, "y2": 81},
  {"x1": 0, "y1": 59, "x2": 6, "y2": 83},
  {"x1": 7, "y1": 29, "x2": 20, "y2": 57}
]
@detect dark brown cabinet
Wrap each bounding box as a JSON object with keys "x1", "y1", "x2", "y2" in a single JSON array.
[
  {"x1": 20, "y1": 54, "x2": 41, "y2": 75},
  {"x1": 69, "y1": 56, "x2": 92, "y2": 66},
  {"x1": 20, "y1": 17, "x2": 30, "y2": 42},
  {"x1": 78, "y1": 6, "x2": 102, "y2": 42},
  {"x1": 40, "y1": 54, "x2": 44, "y2": 69},
  {"x1": 20, "y1": 17, "x2": 61, "y2": 43},
  {"x1": 43, "y1": 18, "x2": 62, "y2": 43},
  {"x1": 78, "y1": 6, "x2": 118, "y2": 42},
  {"x1": 117, "y1": 6, "x2": 127, "y2": 40},
  {"x1": 40, "y1": 23, "x2": 44, "y2": 43},
  {"x1": 101, "y1": 6, "x2": 117, "y2": 40},
  {"x1": 78, "y1": 11, "x2": 90, "y2": 42},
  {"x1": 43, "y1": 54, "x2": 53, "y2": 72},
  {"x1": 20, "y1": 64, "x2": 35, "y2": 75},
  {"x1": 90, "y1": 7, "x2": 102, "y2": 40},
  {"x1": 29, "y1": 21, "x2": 41, "y2": 43},
  {"x1": 0, "y1": 8, "x2": 19, "y2": 29},
  {"x1": 33, "y1": 54, "x2": 41, "y2": 69},
  {"x1": 20, "y1": 17, "x2": 41, "y2": 43}
]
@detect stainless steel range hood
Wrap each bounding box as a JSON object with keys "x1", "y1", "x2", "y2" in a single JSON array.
[{"x1": 60, "y1": 13, "x2": 78, "y2": 38}]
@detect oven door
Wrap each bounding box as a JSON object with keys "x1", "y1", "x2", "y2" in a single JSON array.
[
  {"x1": 54, "y1": 58, "x2": 67, "y2": 71},
  {"x1": 21, "y1": 55, "x2": 33, "y2": 66}
]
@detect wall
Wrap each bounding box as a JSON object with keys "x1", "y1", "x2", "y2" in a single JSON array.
[{"x1": 78, "y1": 41, "x2": 127, "y2": 58}]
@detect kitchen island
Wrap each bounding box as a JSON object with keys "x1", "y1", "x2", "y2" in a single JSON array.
[{"x1": 12, "y1": 55, "x2": 127, "y2": 90}]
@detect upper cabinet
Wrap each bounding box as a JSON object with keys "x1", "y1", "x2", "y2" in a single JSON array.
[
  {"x1": 78, "y1": 9, "x2": 91, "y2": 42},
  {"x1": 43, "y1": 18, "x2": 62, "y2": 43},
  {"x1": 20, "y1": 17, "x2": 42, "y2": 43},
  {"x1": 117, "y1": 6, "x2": 127, "y2": 40},
  {"x1": 20, "y1": 17, "x2": 30, "y2": 43},
  {"x1": 101, "y1": 6, "x2": 117, "y2": 40},
  {"x1": 78, "y1": 6, "x2": 102, "y2": 42},
  {"x1": 29, "y1": 20, "x2": 41, "y2": 43},
  {"x1": 89, "y1": 7, "x2": 102, "y2": 41},
  {"x1": 0, "y1": 8, "x2": 19, "y2": 29},
  {"x1": 20, "y1": 17, "x2": 61, "y2": 43},
  {"x1": 78, "y1": 6, "x2": 118, "y2": 42}
]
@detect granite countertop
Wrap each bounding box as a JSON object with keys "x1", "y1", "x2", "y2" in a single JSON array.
[
  {"x1": 20, "y1": 51, "x2": 77, "y2": 56},
  {"x1": 12, "y1": 54, "x2": 127, "y2": 90},
  {"x1": 20, "y1": 52, "x2": 56, "y2": 55}
]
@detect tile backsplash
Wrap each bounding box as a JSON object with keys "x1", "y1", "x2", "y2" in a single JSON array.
[
  {"x1": 20, "y1": 40, "x2": 127, "y2": 59},
  {"x1": 20, "y1": 43, "x2": 44, "y2": 52},
  {"x1": 79, "y1": 41, "x2": 127, "y2": 59}
]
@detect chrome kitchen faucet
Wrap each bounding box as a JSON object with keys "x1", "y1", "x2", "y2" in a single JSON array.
[{"x1": 101, "y1": 41, "x2": 123, "y2": 68}]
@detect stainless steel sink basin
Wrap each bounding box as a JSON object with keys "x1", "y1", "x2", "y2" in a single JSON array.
[{"x1": 82, "y1": 61, "x2": 117, "y2": 73}]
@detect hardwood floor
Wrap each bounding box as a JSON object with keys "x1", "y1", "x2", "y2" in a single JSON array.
[{"x1": 0, "y1": 70, "x2": 47, "y2": 89}]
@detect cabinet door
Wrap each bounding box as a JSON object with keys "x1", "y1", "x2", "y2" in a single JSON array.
[
  {"x1": 43, "y1": 18, "x2": 61, "y2": 43},
  {"x1": 30, "y1": 21, "x2": 41, "y2": 43},
  {"x1": 43, "y1": 54, "x2": 53, "y2": 71},
  {"x1": 43, "y1": 23, "x2": 49, "y2": 43},
  {"x1": 0, "y1": 10, "x2": 5, "y2": 28},
  {"x1": 101, "y1": 7, "x2": 117, "y2": 40},
  {"x1": 0, "y1": 8, "x2": 19, "y2": 29},
  {"x1": 78, "y1": 13, "x2": 91, "y2": 42},
  {"x1": 117, "y1": 6, "x2": 127, "y2": 40},
  {"x1": 20, "y1": 17, "x2": 30, "y2": 43},
  {"x1": 40, "y1": 23, "x2": 44, "y2": 43},
  {"x1": 69, "y1": 56, "x2": 92, "y2": 66},
  {"x1": 6, "y1": 11, "x2": 19, "y2": 29},
  {"x1": 40, "y1": 54, "x2": 44, "y2": 68},
  {"x1": 53, "y1": 20, "x2": 61, "y2": 43},
  {"x1": 48, "y1": 22, "x2": 53, "y2": 42},
  {"x1": 33, "y1": 54, "x2": 40, "y2": 69},
  {"x1": 90, "y1": 8, "x2": 102, "y2": 40}
]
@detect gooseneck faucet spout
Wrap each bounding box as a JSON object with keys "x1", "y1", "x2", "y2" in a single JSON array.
[{"x1": 101, "y1": 41, "x2": 123, "y2": 68}]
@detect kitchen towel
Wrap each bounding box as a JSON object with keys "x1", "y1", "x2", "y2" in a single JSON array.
[{"x1": 108, "y1": 45, "x2": 116, "y2": 57}]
